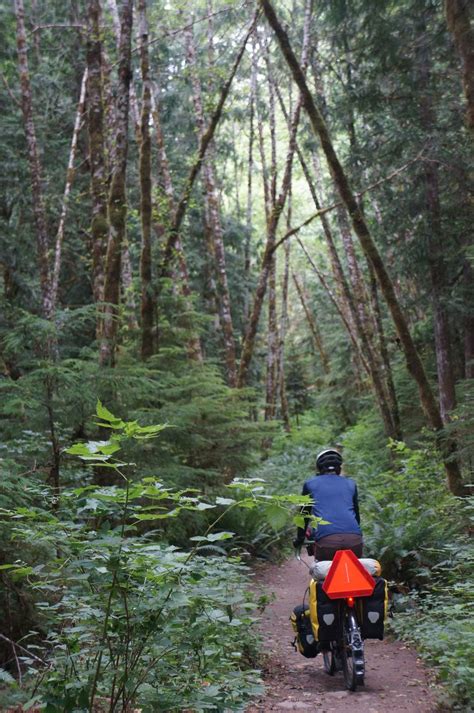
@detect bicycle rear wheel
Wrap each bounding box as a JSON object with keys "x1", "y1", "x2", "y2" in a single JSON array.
[
  {"x1": 322, "y1": 648, "x2": 336, "y2": 675},
  {"x1": 341, "y1": 610, "x2": 365, "y2": 691}
]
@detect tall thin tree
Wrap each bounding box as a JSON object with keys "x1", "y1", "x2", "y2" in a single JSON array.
[{"x1": 100, "y1": 0, "x2": 133, "y2": 367}]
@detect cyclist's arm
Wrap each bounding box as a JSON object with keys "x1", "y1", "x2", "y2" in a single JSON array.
[
  {"x1": 353, "y1": 484, "x2": 361, "y2": 525},
  {"x1": 295, "y1": 482, "x2": 312, "y2": 544}
]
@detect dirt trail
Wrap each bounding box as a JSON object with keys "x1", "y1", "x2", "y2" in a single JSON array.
[{"x1": 247, "y1": 555, "x2": 441, "y2": 713}]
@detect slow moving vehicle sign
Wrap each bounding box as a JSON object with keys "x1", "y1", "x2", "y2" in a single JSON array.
[{"x1": 322, "y1": 549, "x2": 376, "y2": 599}]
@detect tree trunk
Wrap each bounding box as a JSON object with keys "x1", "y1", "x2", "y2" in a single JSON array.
[
  {"x1": 14, "y1": 0, "x2": 52, "y2": 319},
  {"x1": 261, "y1": 0, "x2": 466, "y2": 496},
  {"x1": 106, "y1": 0, "x2": 141, "y2": 138},
  {"x1": 419, "y1": 38, "x2": 457, "y2": 424},
  {"x1": 243, "y1": 41, "x2": 256, "y2": 331},
  {"x1": 265, "y1": 252, "x2": 278, "y2": 419},
  {"x1": 464, "y1": 258, "x2": 474, "y2": 379},
  {"x1": 279, "y1": 241, "x2": 291, "y2": 431},
  {"x1": 138, "y1": 0, "x2": 154, "y2": 359},
  {"x1": 86, "y1": 0, "x2": 108, "y2": 318},
  {"x1": 445, "y1": 0, "x2": 474, "y2": 131},
  {"x1": 100, "y1": 0, "x2": 133, "y2": 367},
  {"x1": 292, "y1": 272, "x2": 330, "y2": 375},
  {"x1": 150, "y1": 82, "x2": 203, "y2": 362},
  {"x1": 51, "y1": 68, "x2": 88, "y2": 315}
]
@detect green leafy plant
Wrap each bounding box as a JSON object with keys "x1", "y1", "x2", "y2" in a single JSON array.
[{"x1": 0, "y1": 403, "x2": 309, "y2": 711}]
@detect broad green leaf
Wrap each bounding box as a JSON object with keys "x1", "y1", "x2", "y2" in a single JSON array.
[
  {"x1": 196, "y1": 502, "x2": 216, "y2": 511},
  {"x1": 264, "y1": 503, "x2": 288, "y2": 531},
  {"x1": 293, "y1": 514, "x2": 306, "y2": 528},
  {"x1": 215, "y1": 496, "x2": 236, "y2": 506},
  {"x1": 96, "y1": 400, "x2": 125, "y2": 427}
]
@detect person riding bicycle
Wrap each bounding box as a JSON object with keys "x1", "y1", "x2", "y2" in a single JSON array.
[{"x1": 293, "y1": 449, "x2": 363, "y2": 560}]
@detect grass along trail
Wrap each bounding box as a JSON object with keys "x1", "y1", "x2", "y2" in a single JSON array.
[{"x1": 247, "y1": 554, "x2": 442, "y2": 713}]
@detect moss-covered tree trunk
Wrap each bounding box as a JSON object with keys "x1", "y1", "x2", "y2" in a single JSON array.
[{"x1": 100, "y1": 0, "x2": 133, "y2": 367}]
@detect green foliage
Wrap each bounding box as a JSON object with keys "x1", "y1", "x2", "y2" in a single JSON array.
[
  {"x1": 390, "y1": 525, "x2": 474, "y2": 709},
  {"x1": 0, "y1": 404, "x2": 308, "y2": 711},
  {"x1": 340, "y1": 411, "x2": 392, "y2": 477}
]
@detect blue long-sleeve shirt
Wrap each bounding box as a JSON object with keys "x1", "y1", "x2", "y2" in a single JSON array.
[{"x1": 302, "y1": 473, "x2": 361, "y2": 541}]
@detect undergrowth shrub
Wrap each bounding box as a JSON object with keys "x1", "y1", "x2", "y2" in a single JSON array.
[
  {"x1": 0, "y1": 405, "x2": 307, "y2": 711},
  {"x1": 353, "y1": 440, "x2": 460, "y2": 583},
  {"x1": 390, "y1": 528, "x2": 473, "y2": 710}
]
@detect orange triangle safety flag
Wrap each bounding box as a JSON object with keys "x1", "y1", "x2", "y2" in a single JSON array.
[{"x1": 322, "y1": 549, "x2": 376, "y2": 599}]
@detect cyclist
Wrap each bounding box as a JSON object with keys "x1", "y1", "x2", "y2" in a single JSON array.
[{"x1": 293, "y1": 449, "x2": 363, "y2": 560}]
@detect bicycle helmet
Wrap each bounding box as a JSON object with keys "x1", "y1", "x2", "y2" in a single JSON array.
[{"x1": 316, "y1": 449, "x2": 342, "y2": 474}]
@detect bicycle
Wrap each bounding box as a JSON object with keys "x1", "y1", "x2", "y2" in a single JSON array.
[{"x1": 296, "y1": 546, "x2": 369, "y2": 692}]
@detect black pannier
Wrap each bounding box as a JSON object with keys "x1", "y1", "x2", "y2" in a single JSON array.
[
  {"x1": 290, "y1": 604, "x2": 319, "y2": 658},
  {"x1": 359, "y1": 577, "x2": 388, "y2": 640},
  {"x1": 309, "y1": 580, "x2": 342, "y2": 644}
]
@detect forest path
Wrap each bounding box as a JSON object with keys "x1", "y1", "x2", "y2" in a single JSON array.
[{"x1": 247, "y1": 555, "x2": 441, "y2": 713}]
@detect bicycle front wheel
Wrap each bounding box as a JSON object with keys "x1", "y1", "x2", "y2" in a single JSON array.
[{"x1": 341, "y1": 609, "x2": 365, "y2": 691}]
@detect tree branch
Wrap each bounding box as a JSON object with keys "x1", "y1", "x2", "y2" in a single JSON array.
[{"x1": 272, "y1": 149, "x2": 426, "y2": 253}]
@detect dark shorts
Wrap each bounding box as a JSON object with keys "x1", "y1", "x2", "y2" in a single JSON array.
[{"x1": 315, "y1": 533, "x2": 363, "y2": 561}]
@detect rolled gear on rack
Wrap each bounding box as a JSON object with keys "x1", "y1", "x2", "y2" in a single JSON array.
[{"x1": 310, "y1": 557, "x2": 382, "y2": 581}]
